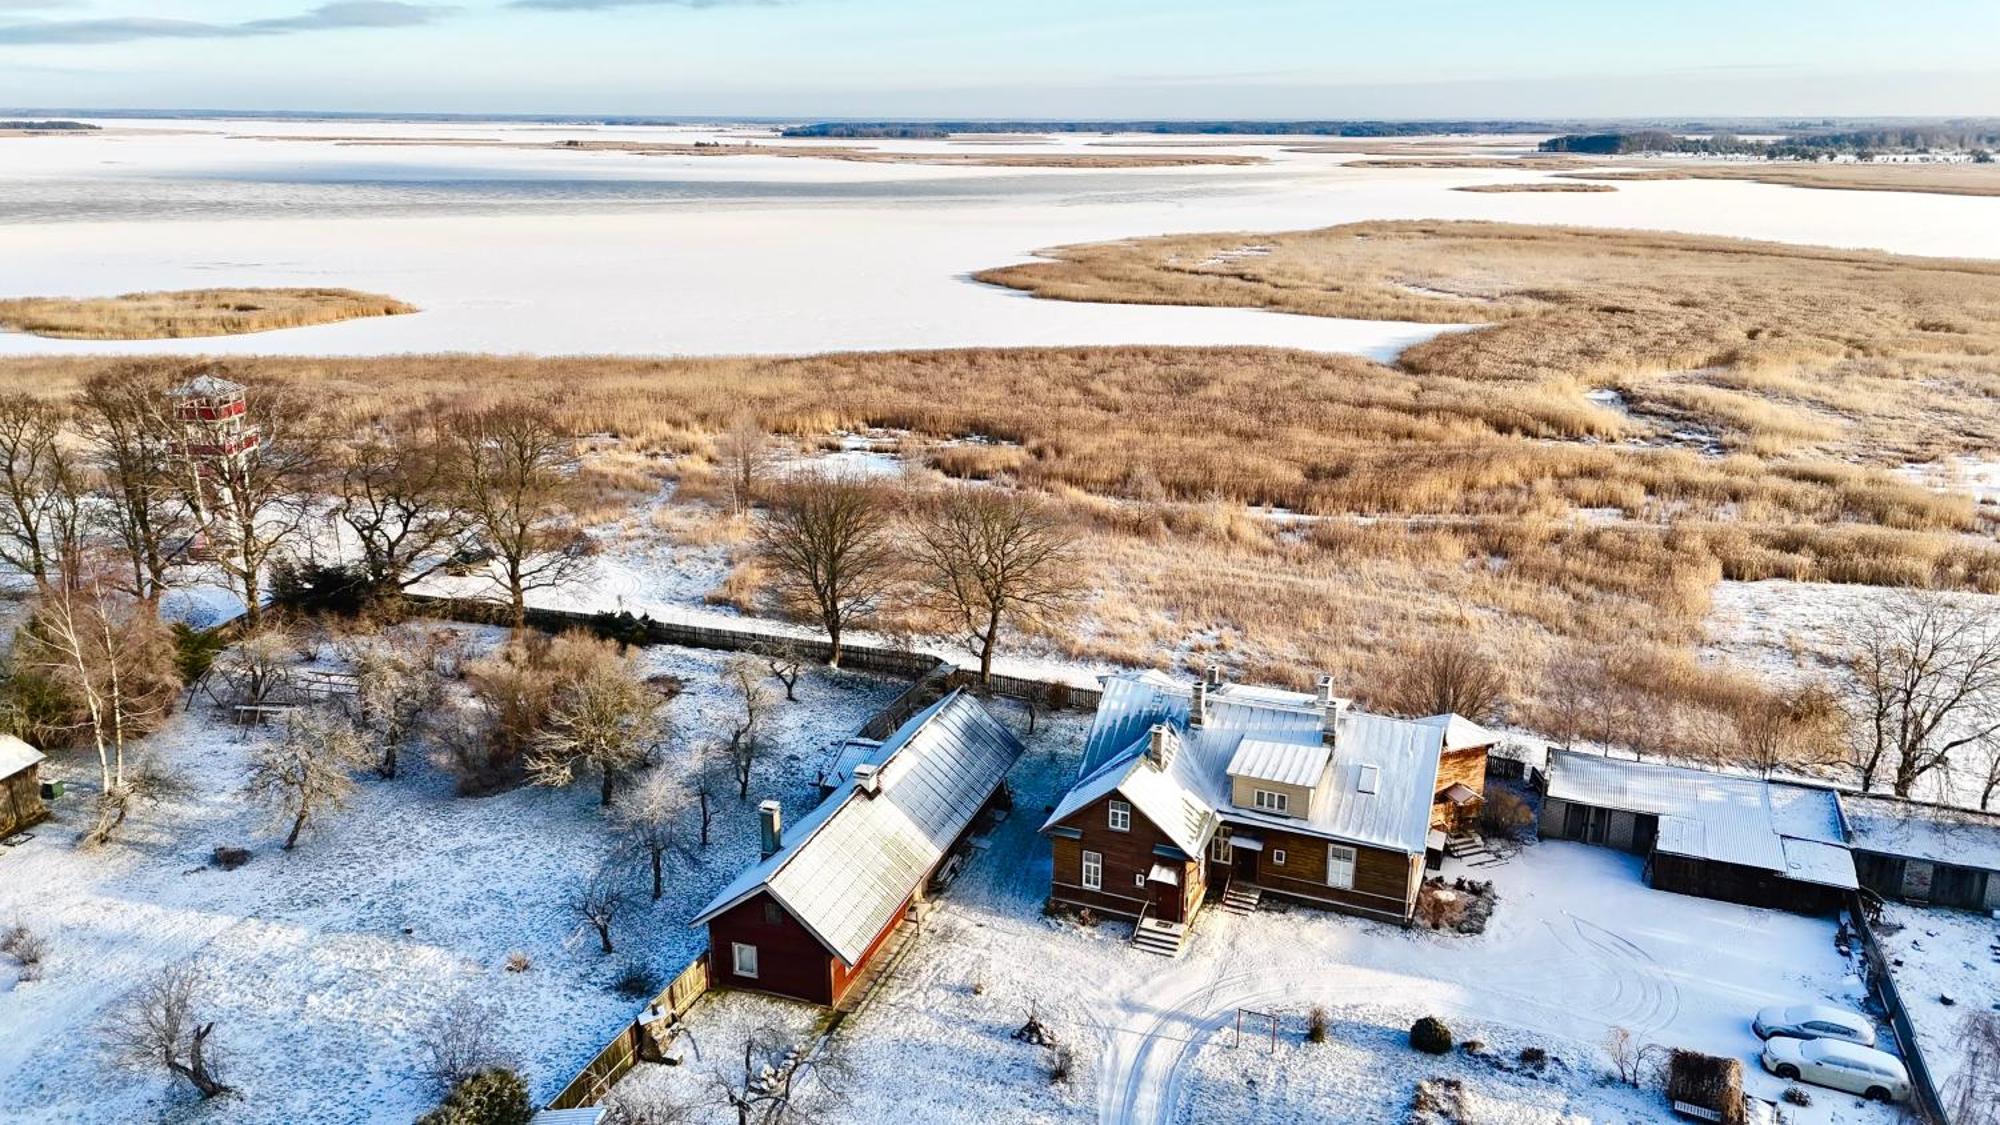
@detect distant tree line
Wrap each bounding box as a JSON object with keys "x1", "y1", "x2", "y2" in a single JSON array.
[
  {"x1": 1542, "y1": 126, "x2": 2000, "y2": 159},
  {"x1": 784, "y1": 119, "x2": 1565, "y2": 139},
  {"x1": 0, "y1": 120, "x2": 98, "y2": 131}
]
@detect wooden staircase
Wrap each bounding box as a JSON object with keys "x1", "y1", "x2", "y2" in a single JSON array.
[
  {"x1": 1220, "y1": 882, "x2": 1263, "y2": 916},
  {"x1": 1446, "y1": 833, "x2": 1505, "y2": 868},
  {"x1": 1132, "y1": 915, "x2": 1189, "y2": 958}
]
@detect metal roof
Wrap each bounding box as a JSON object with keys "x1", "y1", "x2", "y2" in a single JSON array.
[
  {"x1": 0, "y1": 734, "x2": 43, "y2": 778},
  {"x1": 1418, "y1": 713, "x2": 1498, "y2": 751},
  {"x1": 1548, "y1": 751, "x2": 1855, "y2": 881},
  {"x1": 1226, "y1": 738, "x2": 1330, "y2": 788},
  {"x1": 691, "y1": 690, "x2": 1023, "y2": 965},
  {"x1": 1048, "y1": 672, "x2": 1445, "y2": 856},
  {"x1": 1839, "y1": 793, "x2": 2000, "y2": 872}
]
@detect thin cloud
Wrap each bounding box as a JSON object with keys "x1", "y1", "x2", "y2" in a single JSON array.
[
  {"x1": 508, "y1": 0, "x2": 780, "y2": 10},
  {"x1": 0, "y1": 1, "x2": 451, "y2": 45}
]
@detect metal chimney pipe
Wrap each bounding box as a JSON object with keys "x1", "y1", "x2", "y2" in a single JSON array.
[{"x1": 758, "y1": 799, "x2": 783, "y2": 859}]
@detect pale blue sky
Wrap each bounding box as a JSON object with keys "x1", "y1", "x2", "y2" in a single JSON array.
[{"x1": 1, "y1": 0, "x2": 1996, "y2": 118}]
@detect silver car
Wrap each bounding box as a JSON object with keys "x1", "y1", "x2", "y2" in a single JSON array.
[
  {"x1": 1751, "y1": 1002, "x2": 1876, "y2": 1048},
  {"x1": 1760, "y1": 1036, "x2": 1909, "y2": 1103}
]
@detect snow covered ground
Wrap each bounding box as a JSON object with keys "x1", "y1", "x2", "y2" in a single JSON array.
[
  {"x1": 0, "y1": 628, "x2": 903, "y2": 1124},
  {"x1": 605, "y1": 707, "x2": 1898, "y2": 1125},
  {"x1": 5, "y1": 119, "x2": 2000, "y2": 357},
  {"x1": 1873, "y1": 902, "x2": 2000, "y2": 1100}
]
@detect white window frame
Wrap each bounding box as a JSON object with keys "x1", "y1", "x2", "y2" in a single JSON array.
[
  {"x1": 1081, "y1": 850, "x2": 1103, "y2": 891},
  {"x1": 731, "y1": 941, "x2": 759, "y2": 979},
  {"x1": 1271, "y1": 848, "x2": 1287, "y2": 867},
  {"x1": 1108, "y1": 798, "x2": 1132, "y2": 832},
  {"x1": 1326, "y1": 844, "x2": 1357, "y2": 890},
  {"x1": 1210, "y1": 833, "x2": 1233, "y2": 863},
  {"x1": 1253, "y1": 789, "x2": 1289, "y2": 815},
  {"x1": 1134, "y1": 872, "x2": 1147, "y2": 888}
]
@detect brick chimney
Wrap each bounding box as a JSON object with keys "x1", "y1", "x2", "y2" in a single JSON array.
[
  {"x1": 1147, "y1": 723, "x2": 1177, "y2": 769},
  {"x1": 1190, "y1": 680, "x2": 1208, "y2": 728},
  {"x1": 852, "y1": 762, "x2": 880, "y2": 796},
  {"x1": 758, "y1": 800, "x2": 783, "y2": 859},
  {"x1": 1317, "y1": 674, "x2": 1336, "y2": 706},
  {"x1": 1206, "y1": 664, "x2": 1224, "y2": 688}
]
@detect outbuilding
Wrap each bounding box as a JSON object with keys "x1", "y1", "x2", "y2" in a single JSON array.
[
  {"x1": 1539, "y1": 751, "x2": 1856, "y2": 913},
  {"x1": 1840, "y1": 794, "x2": 2000, "y2": 913},
  {"x1": 690, "y1": 689, "x2": 1023, "y2": 1008},
  {"x1": 0, "y1": 734, "x2": 46, "y2": 839}
]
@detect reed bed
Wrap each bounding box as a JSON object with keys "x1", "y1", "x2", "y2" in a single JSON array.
[{"x1": 0, "y1": 288, "x2": 414, "y2": 340}]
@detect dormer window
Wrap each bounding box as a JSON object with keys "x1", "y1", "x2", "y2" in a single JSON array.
[
  {"x1": 1252, "y1": 788, "x2": 1289, "y2": 814},
  {"x1": 1108, "y1": 799, "x2": 1132, "y2": 832}
]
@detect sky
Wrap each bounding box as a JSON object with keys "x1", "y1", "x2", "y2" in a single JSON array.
[{"x1": 0, "y1": 0, "x2": 1996, "y2": 119}]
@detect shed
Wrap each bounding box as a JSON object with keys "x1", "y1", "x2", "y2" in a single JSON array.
[
  {"x1": 1840, "y1": 793, "x2": 2000, "y2": 912},
  {"x1": 1541, "y1": 751, "x2": 1854, "y2": 913},
  {"x1": 0, "y1": 734, "x2": 46, "y2": 838},
  {"x1": 692, "y1": 689, "x2": 1023, "y2": 1007}
]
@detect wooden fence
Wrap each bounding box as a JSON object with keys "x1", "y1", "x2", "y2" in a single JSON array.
[
  {"x1": 1851, "y1": 898, "x2": 1950, "y2": 1124},
  {"x1": 545, "y1": 953, "x2": 712, "y2": 1111},
  {"x1": 402, "y1": 594, "x2": 1102, "y2": 711}
]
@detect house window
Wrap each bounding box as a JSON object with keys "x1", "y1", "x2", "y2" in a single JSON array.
[
  {"x1": 1134, "y1": 872, "x2": 1147, "y2": 888},
  {"x1": 1108, "y1": 799, "x2": 1132, "y2": 832},
  {"x1": 1271, "y1": 848, "x2": 1287, "y2": 867},
  {"x1": 762, "y1": 901, "x2": 783, "y2": 925},
  {"x1": 1327, "y1": 844, "x2": 1357, "y2": 890},
  {"x1": 1253, "y1": 789, "x2": 1289, "y2": 814},
  {"x1": 1081, "y1": 850, "x2": 1102, "y2": 890},
  {"x1": 731, "y1": 942, "x2": 759, "y2": 979},
  {"x1": 1210, "y1": 833, "x2": 1233, "y2": 863}
]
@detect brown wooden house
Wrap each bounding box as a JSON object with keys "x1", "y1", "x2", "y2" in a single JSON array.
[
  {"x1": 691, "y1": 690, "x2": 1023, "y2": 1007},
  {"x1": 0, "y1": 735, "x2": 46, "y2": 839},
  {"x1": 1042, "y1": 670, "x2": 1490, "y2": 954}
]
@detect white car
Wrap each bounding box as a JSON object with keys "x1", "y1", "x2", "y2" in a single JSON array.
[
  {"x1": 1751, "y1": 1003, "x2": 1877, "y2": 1048},
  {"x1": 1760, "y1": 1036, "x2": 1909, "y2": 1103}
]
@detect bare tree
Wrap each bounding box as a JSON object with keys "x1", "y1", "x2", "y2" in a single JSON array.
[
  {"x1": 0, "y1": 393, "x2": 83, "y2": 585},
  {"x1": 526, "y1": 648, "x2": 664, "y2": 807},
  {"x1": 614, "y1": 766, "x2": 690, "y2": 901},
  {"x1": 723, "y1": 656, "x2": 775, "y2": 799},
  {"x1": 1950, "y1": 1012, "x2": 2000, "y2": 1125},
  {"x1": 716, "y1": 415, "x2": 772, "y2": 519},
  {"x1": 1604, "y1": 1026, "x2": 1665, "y2": 1087},
  {"x1": 109, "y1": 964, "x2": 230, "y2": 1099},
  {"x1": 712, "y1": 1028, "x2": 849, "y2": 1125},
  {"x1": 569, "y1": 864, "x2": 626, "y2": 954},
  {"x1": 1732, "y1": 681, "x2": 1843, "y2": 777},
  {"x1": 73, "y1": 365, "x2": 193, "y2": 604},
  {"x1": 1385, "y1": 638, "x2": 1508, "y2": 724},
  {"x1": 910, "y1": 488, "x2": 1081, "y2": 686},
  {"x1": 757, "y1": 472, "x2": 897, "y2": 668},
  {"x1": 332, "y1": 417, "x2": 469, "y2": 597},
  {"x1": 452, "y1": 403, "x2": 587, "y2": 631},
  {"x1": 19, "y1": 559, "x2": 182, "y2": 842},
  {"x1": 418, "y1": 992, "x2": 511, "y2": 1094},
  {"x1": 348, "y1": 631, "x2": 442, "y2": 779},
  {"x1": 755, "y1": 638, "x2": 805, "y2": 703},
  {"x1": 1840, "y1": 593, "x2": 2000, "y2": 796},
  {"x1": 244, "y1": 709, "x2": 370, "y2": 850},
  {"x1": 214, "y1": 626, "x2": 297, "y2": 709},
  {"x1": 188, "y1": 381, "x2": 329, "y2": 630},
  {"x1": 684, "y1": 739, "x2": 728, "y2": 847}
]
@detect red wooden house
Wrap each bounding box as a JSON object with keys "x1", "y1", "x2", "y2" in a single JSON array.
[{"x1": 691, "y1": 689, "x2": 1023, "y2": 1007}]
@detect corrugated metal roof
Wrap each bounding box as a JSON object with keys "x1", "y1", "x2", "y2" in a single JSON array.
[
  {"x1": 1840, "y1": 793, "x2": 2000, "y2": 872},
  {"x1": 1781, "y1": 838, "x2": 1858, "y2": 890},
  {"x1": 1549, "y1": 751, "x2": 1853, "y2": 877},
  {"x1": 530, "y1": 1110, "x2": 607, "y2": 1125},
  {"x1": 691, "y1": 690, "x2": 1023, "y2": 965},
  {"x1": 0, "y1": 734, "x2": 43, "y2": 778},
  {"x1": 1049, "y1": 672, "x2": 1444, "y2": 857},
  {"x1": 1226, "y1": 738, "x2": 1329, "y2": 788}
]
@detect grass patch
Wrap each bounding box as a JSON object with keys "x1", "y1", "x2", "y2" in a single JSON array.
[{"x1": 0, "y1": 288, "x2": 415, "y2": 340}]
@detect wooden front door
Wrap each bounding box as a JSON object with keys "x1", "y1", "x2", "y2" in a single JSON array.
[{"x1": 1149, "y1": 870, "x2": 1183, "y2": 924}]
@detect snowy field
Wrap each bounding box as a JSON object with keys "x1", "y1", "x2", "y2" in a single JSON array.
[
  {"x1": 4, "y1": 119, "x2": 2000, "y2": 357},
  {"x1": 607, "y1": 710, "x2": 1898, "y2": 1125},
  {"x1": 1874, "y1": 902, "x2": 2000, "y2": 1100},
  {"x1": 0, "y1": 628, "x2": 903, "y2": 1124}
]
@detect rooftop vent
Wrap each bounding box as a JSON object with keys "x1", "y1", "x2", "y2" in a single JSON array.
[{"x1": 1357, "y1": 764, "x2": 1381, "y2": 795}]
